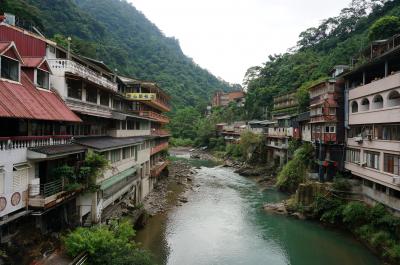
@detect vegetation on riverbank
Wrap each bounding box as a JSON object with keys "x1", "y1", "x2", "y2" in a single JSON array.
[{"x1": 63, "y1": 219, "x2": 155, "y2": 265}]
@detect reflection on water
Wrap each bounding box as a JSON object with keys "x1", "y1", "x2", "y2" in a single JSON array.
[{"x1": 136, "y1": 166, "x2": 381, "y2": 265}]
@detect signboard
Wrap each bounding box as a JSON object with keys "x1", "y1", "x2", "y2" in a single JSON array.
[{"x1": 125, "y1": 93, "x2": 156, "y2": 101}]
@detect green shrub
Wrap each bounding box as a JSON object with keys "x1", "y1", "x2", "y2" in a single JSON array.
[
  {"x1": 276, "y1": 158, "x2": 306, "y2": 192},
  {"x1": 313, "y1": 195, "x2": 345, "y2": 224},
  {"x1": 368, "y1": 16, "x2": 400, "y2": 41},
  {"x1": 226, "y1": 144, "x2": 242, "y2": 158},
  {"x1": 370, "y1": 230, "x2": 392, "y2": 249},
  {"x1": 169, "y1": 137, "x2": 194, "y2": 147},
  {"x1": 342, "y1": 202, "x2": 370, "y2": 227},
  {"x1": 53, "y1": 165, "x2": 75, "y2": 180},
  {"x1": 332, "y1": 178, "x2": 352, "y2": 192},
  {"x1": 355, "y1": 224, "x2": 375, "y2": 241},
  {"x1": 386, "y1": 244, "x2": 400, "y2": 262},
  {"x1": 63, "y1": 220, "x2": 154, "y2": 265}
]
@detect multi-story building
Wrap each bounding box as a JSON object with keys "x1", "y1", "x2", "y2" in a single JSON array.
[
  {"x1": 266, "y1": 91, "x2": 299, "y2": 166},
  {"x1": 343, "y1": 34, "x2": 400, "y2": 212},
  {"x1": 0, "y1": 17, "x2": 170, "y2": 233},
  {"x1": 212, "y1": 91, "x2": 245, "y2": 107},
  {"x1": 293, "y1": 111, "x2": 311, "y2": 143},
  {"x1": 309, "y1": 67, "x2": 347, "y2": 181}
]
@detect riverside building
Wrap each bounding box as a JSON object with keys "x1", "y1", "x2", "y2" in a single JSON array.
[
  {"x1": 0, "y1": 15, "x2": 170, "y2": 237},
  {"x1": 343, "y1": 35, "x2": 400, "y2": 212}
]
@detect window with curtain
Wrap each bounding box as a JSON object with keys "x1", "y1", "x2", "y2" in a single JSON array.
[
  {"x1": 364, "y1": 151, "x2": 380, "y2": 170},
  {"x1": 346, "y1": 148, "x2": 360, "y2": 163},
  {"x1": 384, "y1": 153, "x2": 400, "y2": 176}
]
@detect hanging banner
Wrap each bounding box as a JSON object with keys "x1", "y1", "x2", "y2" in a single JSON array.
[{"x1": 125, "y1": 93, "x2": 156, "y2": 101}]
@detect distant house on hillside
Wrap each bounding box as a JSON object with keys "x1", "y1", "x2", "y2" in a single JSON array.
[{"x1": 212, "y1": 91, "x2": 245, "y2": 107}]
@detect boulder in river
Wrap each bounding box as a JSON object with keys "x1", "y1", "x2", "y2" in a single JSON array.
[{"x1": 263, "y1": 202, "x2": 287, "y2": 215}]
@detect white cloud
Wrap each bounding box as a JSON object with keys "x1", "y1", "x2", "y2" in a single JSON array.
[{"x1": 129, "y1": 0, "x2": 351, "y2": 84}]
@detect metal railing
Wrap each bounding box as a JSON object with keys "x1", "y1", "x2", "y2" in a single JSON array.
[
  {"x1": 29, "y1": 178, "x2": 64, "y2": 198},
  {"x1": 135, "y1": 111, "x2": 170, "y2": 123},
  {"x1": 48, "y1": 59, "x2": 118, "y2": 92},
  {"x1": 0, "y1": 135, "x2": 72, "y2": 151}
]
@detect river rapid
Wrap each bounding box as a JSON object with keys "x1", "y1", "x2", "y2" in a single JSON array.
[{"x1": 136, "y1": 163, "x2": 382, "y2": 265}]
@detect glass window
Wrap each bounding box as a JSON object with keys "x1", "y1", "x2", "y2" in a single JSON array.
[
  {"x1": 86, "y1": 86, "x2": 97, "y2": 103},
  {"x1": 122, "y1": 147, "x2": 131, "y2": 159},
  {"x1": 384, "y1": 153, "x2": 400, "y2": 176},
  {"x1": 363, "y1": 179, "x2": 374, "y2": 188},
  {"x1": 364, "y1": 151, "x2": 380, "y2": 170},
  {"x1": 36, "y1": 69, "x2": 49, "y2": 89},
  {"x1": 110, "y1": 149, "x2": 121, "y2": 163},
  {"x1": 346, "y1": 148, "x2": 360, "y2": 163},
  {"x1": 67, "y1": 79, "x2": 82, "y2": 99},
  {"x1": 100, "y1": 91, "x2": 109, "y2": 106},
  {"x1": 329, "y1": 108, "x2": 336, "y2": 115},
  {"x1": 1, "y1": 56, "x2": 19, "y2": 81}
]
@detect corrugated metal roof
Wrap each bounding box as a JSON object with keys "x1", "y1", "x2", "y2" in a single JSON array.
[
  {"x1": 0, "y1": 72, "x2": 81, "y2": 122},
  {"x1": 74, "y1": 136, "x2": 147, "y2": 151},
  {"x1": 29, "y1": 144, "x2": 87, "y2": 155},
  {"x1": 22, "y1": 57, "x2": 44, "y2": 68}
]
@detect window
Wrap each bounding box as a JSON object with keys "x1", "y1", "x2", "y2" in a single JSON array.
[
  {"x1": 122, "y1": 147, "x2": 131, "y2": 159},
  {"x1": 67, "y1": 79, "x2": 82, "y2": 99},
  {"x1": 100, "y1": 91, "x2": 109, "y2": 106},
  {"x1": 351, "y1": 101, "x2": 358, "y2": 113},
  {"x1": 110, "y1": 149, "x2": 121, "y2": 163},
  {"x1": 375, "y1": 183, "x2": 387, "y2": 193},
  {"x1": 363, "y1": 179, "x2": 374, "y2": 188},
  {"x1": 384, "y1": 153, "x2": 400, "y2": 176},
  {"x1": 372, "y1": 95, "x2": 383, "y2": 109},
  {"x1": 86, "y1": 86, "x2": 97, "y2": 103},
  {"x1": 113, "y1": 99, "x2": 121, "y2": 110},
  {"x1": 1, "y1": 56, "x2": 19, "y2": 81},
  {"x1": 375, "y1": 125, "x2": 400, "y2": 141},
  {"x1": 364, "y1": 151, "x2": 380, "y2": 170},
  {"x1": 325, "y1": 125, "x2": 335, "y2": 133},
  {"x1": 346, "y1": 148, "x2": 360, "y2": 163},
  {"x1": 36, "y1": 69, "x2": 49, "y2": 89},
  {"x1": 131, "y1": 146, "x2": 137, "y2": 161},
  {"x1": 127, "y1": 120, "x2": 135, "y2": 130},
  {"x1": 360, "y1": 98, "x2": 370, "y2": 111},
  {"x1": 387, "y1": 91, "x2": 400, "y2": 107},
  {"x1": 389, "y1": 188, "x2": 400, "y2": 199},
  {"x1": 329, "y1": 108, "x2": 336, "y2": 115}
]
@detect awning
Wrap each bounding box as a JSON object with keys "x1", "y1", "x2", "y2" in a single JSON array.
[
  {"x1": 74, "y1": 136, "x2": 147, "y2": 151},
  {"x1": 28, "y1": 144, "x2": 87, "y2": 160},
  {"x1": 100, "y1": 167, "x2": 137, "y2": 190}
]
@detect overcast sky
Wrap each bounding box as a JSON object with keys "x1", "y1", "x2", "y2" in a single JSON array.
[{"x1": 129, "y1": 0, "x2": 351, "y2": 84}]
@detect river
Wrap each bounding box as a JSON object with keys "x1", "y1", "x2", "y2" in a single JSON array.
[{"x1": 136, "y1": 163, "x2": 382, "y2": 265}]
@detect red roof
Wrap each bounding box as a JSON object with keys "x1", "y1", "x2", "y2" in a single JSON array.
[
  {"x1": 0, "y1": 72, "x2": 81, "y2": 122},
  {"x1": 0, "y1": 41, "x2": 11, "y2": 53},
  {"x1": 22, "y1": 57, "x2": 44, "y2": 68}
]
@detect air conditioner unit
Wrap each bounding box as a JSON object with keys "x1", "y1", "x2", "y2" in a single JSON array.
[{"x1": 354, "y1": 136, "x2": 363, "y2": 143}]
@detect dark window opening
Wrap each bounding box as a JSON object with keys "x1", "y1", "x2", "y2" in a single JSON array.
[{"x1": 1, "y1": 56, "x2": 19, "y2": 81}]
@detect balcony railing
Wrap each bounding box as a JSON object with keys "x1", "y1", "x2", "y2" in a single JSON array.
[
  {"x1": 151, "y1": 129, "x2": 171, "y2": 137},
  {"x1": 66, "y1": 98, "x2": 113, "y2": 118},
  {"x1": 151, "y1": 142, "x2": 169, "y2": 155},
  {"x1": 48, "y1": 59, "x2": 118, "y2": 92},
  {"x1": 0, "y1": 135, "x2": 72, "y2": 151},
  {"x1": 135, "y1": 111, "x2": 170, "y2": 123}
]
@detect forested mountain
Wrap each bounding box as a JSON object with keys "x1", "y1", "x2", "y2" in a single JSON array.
[
  {"x1": 1, "y1": 0, "x2": 239, "y2": 109},
  {"x1": 245, "y1": 0, "x2": 400, "y2": 119}
]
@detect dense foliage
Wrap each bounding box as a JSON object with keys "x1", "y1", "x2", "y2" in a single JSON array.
[
  {"x1": 311, "y1": 197, "x2": 400, "y2": 263},
  {"x1": 276, "y1": 143, "x2": 314, "y2": 192},
  {"x1": 1, "y1": 0, "x2": 240, "y2": 109},
  {"x1": 63, "y1": 220, "x2": 154, "y2": 265},
  {"x1": 244, "y1": 0, "x2": 400, "y2": 120}
]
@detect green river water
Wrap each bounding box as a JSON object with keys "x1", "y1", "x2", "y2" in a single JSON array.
[{"x1": 135, "y1": 163, "x2": 382, "y2": 265}]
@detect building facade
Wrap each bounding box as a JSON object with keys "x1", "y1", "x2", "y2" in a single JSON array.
[
  {"x1": 212, "y1": 91, "x2": 245, "y2": 107},
  {"x1": 0, "y1": 18, "x2": 170, "y2": 236},
  {"x1": 344, "y1": 35, "x2": 400, "y2": 212}
]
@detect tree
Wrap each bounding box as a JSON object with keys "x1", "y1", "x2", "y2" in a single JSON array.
[
  {"x1": 368, "y1": 16, "x2": 400, "y2": 41},
  {"x1": 168, "y1": 107, "x2": 201, "y2": 139},
  {"x1": 63, "y1": 220, "x2": 155, "y2": 265}
]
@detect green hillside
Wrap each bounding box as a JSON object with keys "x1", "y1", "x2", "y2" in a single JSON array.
[
  {"x1": 1, "y1": 0, "x2": 240, "y2": 109},
  {"x1": 244, "y1": 0, "x2": 400, "y2": 119}
]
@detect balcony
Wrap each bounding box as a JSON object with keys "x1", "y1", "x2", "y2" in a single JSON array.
[
  {"x1": 28, "y1": 178, "x2": 82, "y2": 209},
  {"x1": 48, "y1": 59, "x2": 118, "y2": 92},
  {"x1": 151, "y1": 142, "x2": 169, "y2": 155},
  {"x1": 66, "y1": 98, "x2": 113, "y2": 119},
  {"x1": 0, "y1": 135, "x2": 72, "y2": 151},
  {"x1": 267, "y1": 127, "x2": 293, "y2": 138},
  {"x1": 151, "y1": 160, "x2": 170, "y2": 177},
  {"x1": 312, "y1": 132, "x2": 337, "y2": 143},
  {"x1": 125, "y1": 93, "x2": 171, "y2": 112},
  {"x1": 151, "y1": 129, "x2": 171, "y2": 137},
  {"x1": 135, "y1": 111, "x2": 170, "y2": 123}
]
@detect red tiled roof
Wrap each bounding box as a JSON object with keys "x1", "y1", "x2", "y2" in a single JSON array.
[{"x1": 0, "y1": 72, "x2": 81, "y2": 122}]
